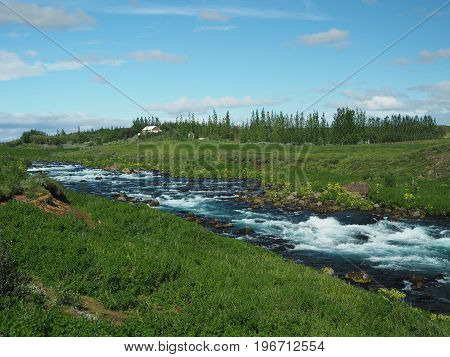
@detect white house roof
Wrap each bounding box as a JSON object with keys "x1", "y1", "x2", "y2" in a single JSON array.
[{"x1": 142, "y1": 126, "x2": 160, "y2": 131}]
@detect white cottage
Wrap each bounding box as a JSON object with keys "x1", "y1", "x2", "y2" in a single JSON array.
[{"x1": 141, "y1": 126, "x2": 162, "y2": 134}]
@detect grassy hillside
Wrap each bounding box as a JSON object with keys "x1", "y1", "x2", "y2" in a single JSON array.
[
  {"x1": 1, "y1": 191, "x2": 449, "y2": 336},
  {"x1": 2, "y1": 138, "x2": 449, "y2": 215}
]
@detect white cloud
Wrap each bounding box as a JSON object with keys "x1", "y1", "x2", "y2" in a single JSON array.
[
  {"x1": 334, "y1": 83, "x2": 450, "y2": 124},
  {"x1": 362, "y1": 95, "x2": 407, "y2": 111},
  {"x1": 0, "y1": 0, "x2": 95, "y2": 30},
  {"x1": 194, "y1": 25, "x2": 238, "y2": 32},
  {"x1": 198, "y1": 10, "x2": 230, "y2": 22},
  {"x1": 82, "y1": 40, "x2": 101, "y2": 46},
  {"x1": 395, "y1": 48, "x2": 450, "y2": 65},
  {"x1": 0, "y1": 112, "x2": 129, "y2": 141},
  {"x1": 24, "y1": 49, "x2": 38, "y2": 57},
  {"x1": 420, "y1": 48, "x2": 450, "y2": 63},
  {"x1": 299, "y1": 28, "x2": 349, "y2": 47},
  {"x1": 148, "y1": 96, "x2": 287, "y2": 115},
  {"x1": 129, "y1": 50, "x2": 188, "y2": 63},
  {"x1": 0, "y1": 50, "x2": 44, "y2": 80},
  {"x1": 394, "y1": 57, "x2": 411, "y2": 65},
  {"x1": 410, "y1": 81, "x2": 450, "y2": 95},
  {"x1": 110, "y1": 5, "x2": 327, "y2": 21},
  {"x1": 5, "y1": 31, "x2": 21, "y2": 38},
  {"x1": 44, "y1": 57, "x2": 125, "y2": 72},
  {"x1": 0, "y1": 50, "x2": 124, "y2": 80}
]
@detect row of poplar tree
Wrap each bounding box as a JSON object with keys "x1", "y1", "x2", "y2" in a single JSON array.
[{"x1": 134, "y1": 108, "x2": 444, "y2": 144}]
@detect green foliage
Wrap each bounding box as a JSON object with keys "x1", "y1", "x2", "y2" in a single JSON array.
[
  {"x1": 320, "y1": 183, "x2": 372, "y2": 209},
  {"x1": 0, "y1": 239, "x2": 28, "y2": 296},
  {"x1": 0, "y1": 155, "x2": 28, "y2": 201},
  {"x1": 383, "y1": 173, "x2": 397, "y2": 187},
  {"x1": 378, "y1": 288, "x2": 406, "y2": 301}
]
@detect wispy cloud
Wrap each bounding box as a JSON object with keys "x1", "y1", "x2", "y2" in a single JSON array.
[
  {"x1": 108, "y1": 5, "x2": 327, "y2": 21},
  {"x1": 0, "y1": 111, "x2": 129, "y2": 141},
  {"x1": 198, "y1": 10, "x2": 230, "y2": 22},
  {"x1": 194, "y1": 25, "x2": 238, "y2": 32},
  {"x1": 420, "y1": 48, "x2": 450, "y2": 63},
  {"x1": 129, "y1": 49, "x2": 188, "y2": 63},
  {"x1": 0, "y1": 50, "x2": 44, "y2": 80},
  {"x1": 0, "y1": 50, "x2": 124, "y2": 81},
  {"x1": 0, "y1": 0, "x2": 95, "y2": 30},
  {"x1": 394, "y1": 48, "x2": 450, "y2": 65},
  {"x1": 331, "y1": 83, "x2": 450, "y2": 124},
  {"x1": 24, "y1": 49, "x2": 38, "y2": 58},
  {"x1": 148, "y1": 96, "x2": 287, "y2": 115},
  {"x1": 298, "y1": 28, "x2": 349, "y2": 47}
]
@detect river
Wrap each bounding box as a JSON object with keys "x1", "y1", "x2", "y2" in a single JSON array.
[{"x1": 29, "y1": 162, "x2": 450, "y2": 314}]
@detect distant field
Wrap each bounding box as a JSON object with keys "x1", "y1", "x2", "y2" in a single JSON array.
[{"x1": 2, "y1": 138, "x2": 449, "y2": 215}]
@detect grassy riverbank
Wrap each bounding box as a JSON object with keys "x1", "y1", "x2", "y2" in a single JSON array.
[
  {"x1": 1, "y1": 148, "x2": 449, "y2": 336},
  {"x1": 2, "y1": 138, "x2": 449, "y2": 215},
  {"x1": 1, "y1": 190, "x2": 449, "y2": 336}
]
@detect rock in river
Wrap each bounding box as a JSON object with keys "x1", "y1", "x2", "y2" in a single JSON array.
[
  {"x1": 345, "y1": 271, "x2": 372, "y2": 284},
  {"x1": 321, "y1": 267, "x2": 334, "y2": 275},
  {"x1": 144, "y1": 198, "x2": 160, "y2": 207}
]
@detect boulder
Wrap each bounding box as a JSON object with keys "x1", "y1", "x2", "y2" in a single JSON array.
[
  {"x1": 106, "y1": 164, "x2": 120, "y2": 171},
  {"x1": 115, "y1": 193, "x2": 129, "y2": 202},
  {"x1": 184, "y1": 213, "x2": 197, "y2": 222},
  {"x1": 408, "y1": 275, "x2": 426, "y2": 289},
  {"x1": 234, "y1": 227, "x2": 254, "y2": 235},
  {"x1": 344, "y1": 182, "x2": 369, "y2": 197},
  {"x1": 286, "y1": 192, "x2": 298, "y2": 202},
  {"x1": 345, "y1": 271, "x2": 372, "y2": 284},
  {"x1": 144, "y1": 198, "x2": 160, "y2": 207},
  {"x1": 95, "y1": 176, "x2": 103, "y2": 180},
  {"x1": 411, "y1": 210, "x2": 424, "y2": 218},
  {"x1": 373, "y1": 203, "x2": 381, "y2": 209},
  {"x1": 122, "y1": 168, "x2": 132, "y2": 174},
  {"x1": 321, "y1": 267, "x2": 334, "y2": 275},
  {"x1": 214, "y1": 222, "x2": 234, "y2": 229},
  {"x1": 196, "y1": 218, "x2": 206, "y2": 225}
]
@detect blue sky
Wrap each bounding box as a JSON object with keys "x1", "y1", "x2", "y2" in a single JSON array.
[{"x1": 0, "y1": 0, "x2": 449, "y2": 140}]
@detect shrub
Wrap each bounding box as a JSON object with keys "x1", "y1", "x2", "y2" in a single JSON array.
[
  {"x1": 383, "y1": 173, "x2": 396, "y2": 187},
  {"x1": 378, "y1": 288, "x2": 406, "y2": 301},
  {"x1": 0, "y1": 239, "x2": 28, "y2": 296}
]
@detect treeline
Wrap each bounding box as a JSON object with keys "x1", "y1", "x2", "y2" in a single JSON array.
[
  {"x1": 15, "y1": 127, "x2": 137, "y2": 146},
  {"x1": 11, "y1": 108, "x2": 445, "y2": 146},
  {"x1": 136, "y1": 108, "x2": 444, "y2": 144}
]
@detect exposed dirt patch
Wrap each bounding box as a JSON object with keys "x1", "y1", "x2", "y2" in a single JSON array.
[
  {"x1": 34, "y1": 280, "x2": 129, "y2": 325},
  {"x1": 13, "y1": 194, "x2": 95, "y2": 228}
]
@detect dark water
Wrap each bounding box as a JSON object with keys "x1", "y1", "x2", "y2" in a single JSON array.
[{"x1": 29, "y1": 162, "x2": 450, "y2": 314}]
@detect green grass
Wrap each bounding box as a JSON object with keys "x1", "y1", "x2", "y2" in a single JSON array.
[
  {"x1": 1, "y1": 191, "x2": 449, "y2": 336},
  {"x1": 1, "y1": 138, "x2": 449, "y2": 214}
]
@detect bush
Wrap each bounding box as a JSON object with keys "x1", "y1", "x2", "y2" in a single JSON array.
[
  {"x1": 0, "y1": 239, "x2": 28, "y2": 296},
  {"x1": 383, "y1": 173, "x2": 396, "y2": 187}
]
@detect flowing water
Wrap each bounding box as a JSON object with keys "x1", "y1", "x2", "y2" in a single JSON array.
[{"x1": 29, "y1": 162, "x2": 450, "y2": 313}]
